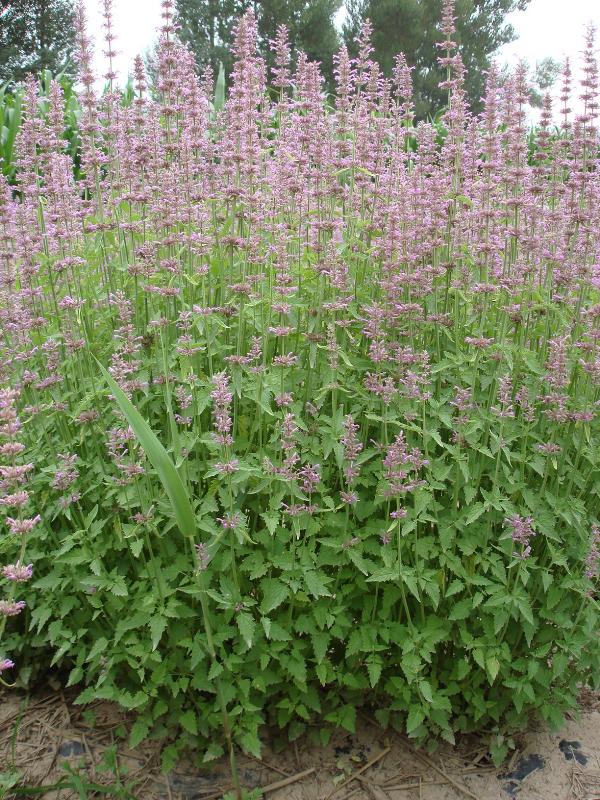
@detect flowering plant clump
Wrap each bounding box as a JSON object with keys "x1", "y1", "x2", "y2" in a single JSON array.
[{"x1": 1, "y1": 0, "x2": 599, "y2": 772}]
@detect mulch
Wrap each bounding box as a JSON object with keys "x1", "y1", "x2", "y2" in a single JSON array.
[{"x1": 2, "y1": 684, "x2": 600, "y2": 800}]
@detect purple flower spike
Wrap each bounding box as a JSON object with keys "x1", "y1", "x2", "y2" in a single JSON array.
[
  {"x1": 2, "y1": 563, "x2": 33, "y2": 582},
  {"x1": 0, "y1": 600, "x2": 26, "y2": 616}
]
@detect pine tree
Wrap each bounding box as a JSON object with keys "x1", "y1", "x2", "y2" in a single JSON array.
[
  {"x1": 343, "y1": 0, "x2": 531, "y2": 118},
  {"x1": 0, "y1": 0, "x2": 76, "y2": 84}
]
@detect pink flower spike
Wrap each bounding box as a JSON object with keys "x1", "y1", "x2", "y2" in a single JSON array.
[
  {"x1": 0, "y1": 600, "x2": 26, "y2": 616},
  {"x1": 5, "y1": 515, "x2": 41, "y2": 535},
  {"x1": 2, "y1": 563, "x2": 33, "y2": 582}
]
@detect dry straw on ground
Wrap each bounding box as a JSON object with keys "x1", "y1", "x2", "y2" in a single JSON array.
[{"x1": 2, "y1": 688, "x2": 600, "y2": 799}]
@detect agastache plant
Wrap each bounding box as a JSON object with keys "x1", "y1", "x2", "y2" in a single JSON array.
[
  {"x1": 0, "y1": 0, "x2": 598, "y2": 776},
  {"x1": 0, "y1": 388, "x2": 37, "y2": 685}
]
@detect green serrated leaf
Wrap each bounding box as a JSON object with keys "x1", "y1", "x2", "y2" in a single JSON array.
[
  {"x1": 237, "y1": 612, "x2": 256, "y2": 647},
  {"x1": 465, "y1": 502, "x2": 486, "y2": 525},
  {"x1": 208, "y1": 660, "x2": 224, "y2": 680},
  {"x1": 312, "y1": 631, "x2": 330, "y2": 664},
  {"x1": 203, "y1": 742, "x2": 225, "y2": 762},
  {"x1": 406, "y1": 706, "x2": 425, "y2": 734},
  {"x1": 305, "y1": 571, "x2": 332, "y2": 598},
  {"x1": 260, "y1": 578, "x2": 288, "y2": 613},
  {"x1": 486, "y1": 656, "x2": 500, "y2": 683},
  {"x1": 367, "y1": 659, "x2": 382, "y2": 688},
  {"x1": 419, "y1": 680, "x2": 434, "y2": 703},
  {"x1": 180, "y1": 710, "x2": 198, "y2": 736},
  {"x1": 149, "y1": 616, "x2": 167, "y2": 651},
  {"x1": 448, "y1": 598, "x2": 472, "y2": 620},
  {"x1": 129, "y1": 720, "x2": 150, "y2": 748},
  {"x1": 161, "y1": 744, "x2": 180, "y2": 773},
  {"x1": 338, "y1": 704, "x2": 356, "y2": 733}
]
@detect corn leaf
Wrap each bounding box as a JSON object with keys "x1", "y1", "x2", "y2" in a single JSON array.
[{"x1": 96, "y1": 360, "x2": 196, "y2": 539}]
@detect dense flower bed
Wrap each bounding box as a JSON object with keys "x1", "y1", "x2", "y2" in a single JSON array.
[{"x1": 0, "y1": 0, "x2": 599, "y2": 776}]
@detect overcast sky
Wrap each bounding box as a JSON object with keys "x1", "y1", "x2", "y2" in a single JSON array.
[
  {"x1": 83, "y1": 0, "x2": 600, "y2": 95},
  {"x1": 498, "y1": 0, "x2": 599, "y2": 67}
]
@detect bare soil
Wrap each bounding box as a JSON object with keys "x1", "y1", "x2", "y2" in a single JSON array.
[{"x1": 1, "y1": 686, "x2": 600, "y2": 799}]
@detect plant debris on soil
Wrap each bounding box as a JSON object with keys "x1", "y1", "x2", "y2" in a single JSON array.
[{"x1": 1, "y1": 687, "x2": 600, "y2": 800}]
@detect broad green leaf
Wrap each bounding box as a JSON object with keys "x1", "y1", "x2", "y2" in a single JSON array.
[
  {"x1": 240, "y1": 731, "x2": 262, "y2": 759},
  {"x1": 402, "y1": 572, "x2": 421, "y2": 602},
  {"x1": 268, "y1": 620, "x2": 292, "y2": 641},
  {"x1": 516, "y1": 596, "x2": 534, "y2": 626},
  {"x1": 316, "y1": 662, "x2": 328, "y2": 686},
  {"x1": 337, "y1": 704, "x2": 356, "y2": 733},
  {"x1": 203, "y1": 742, "x2": 225, "y2": 762},
  {"x1": 208, "y1": 660, "x2": 223, "y2": 680},
  {"x1": 312, "y1": 631, "x2": 330, "y2": 664},
  {"x1": 366, "y1": 569, "x2": 398, "y2": 583},
  {"x1": 285, "y1": 655, "x2": 307, "y2": 684},
  {"x1": 445, "y1": 579, "x2": 464, "y2": 598},
  {"x1": 260, "y1": 511, "x2": 279, "y2": 535},
  {"x1": 367, "y1": 659, "x2": 382, "y2": 688},
  {"x1": 465, "y1": 502, "x2": 486, "y2": 525},
  {"x1": 161, "y1": 744, "x2": 180, "y2": 773},
  {"x1": 419, "y1": 680, "x2": 434, "y2": 703}
]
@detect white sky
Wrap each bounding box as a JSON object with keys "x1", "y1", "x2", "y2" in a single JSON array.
[
  {"x1": 83, "y1": 0, "x2": 163, "y2": 83},
  {"x1": 84, "y1": 0, "x2": 600, "y2": 97},
  {"x1": 498, "y1": 0, "x2": 600, "y2": 68}
]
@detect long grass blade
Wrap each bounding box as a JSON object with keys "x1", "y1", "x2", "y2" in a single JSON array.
[{"x1": 96, "y1": 361, "x2": 196, "y2": 540}]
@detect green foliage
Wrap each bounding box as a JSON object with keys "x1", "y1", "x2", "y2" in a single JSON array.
[
  {"x1": 6, "y1": 273, "x2": 599, "y2": 764},
  {"x1": 0, "y1": 13, "x2": 599, "y2": 776},
  {"x1": 0, "y1": 0, "x2": 77, "y2": 85}
]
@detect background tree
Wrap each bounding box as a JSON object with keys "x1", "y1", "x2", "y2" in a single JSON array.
[
  {"x1": 251, "y1": 0, "x2": 342, "y2": 87},
  {"x1": 175, "y1": 0, "x2": 342, "y2": 87},
  {"x1": 528, "y1": 56, "x2": 561, "y2": 108},
  {"x1": 174, "y1": 0, "x2": 241, "y2": 78},
  {"x1": 343, "y1": 0, "x2": 531, "y2": 118},
  {"x1": 0, "y1": 0, "x2": 76, "y2": 84}
]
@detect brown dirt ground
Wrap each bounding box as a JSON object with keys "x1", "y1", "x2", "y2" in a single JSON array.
[{"x1": 1, "y1": 686, "x2": 600, "y2": 800}]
